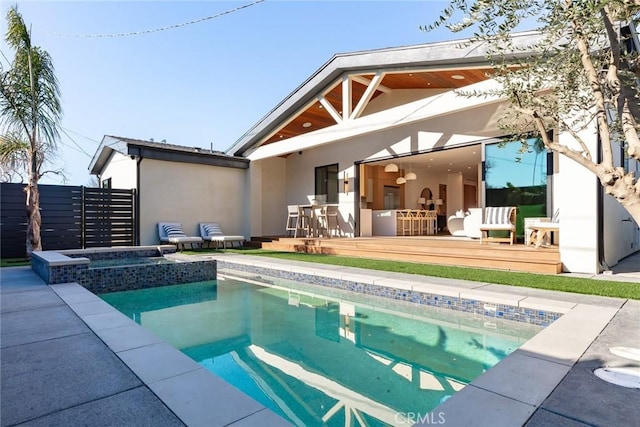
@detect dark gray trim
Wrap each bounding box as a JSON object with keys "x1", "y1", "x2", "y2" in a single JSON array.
[{"x1": 127, "y1": 144, "x2": 249, "y2": 169}]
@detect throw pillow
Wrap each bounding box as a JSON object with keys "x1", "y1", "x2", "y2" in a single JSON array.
[{"x1": 163, "y1": 224, "x2": 185, "y2": 237}]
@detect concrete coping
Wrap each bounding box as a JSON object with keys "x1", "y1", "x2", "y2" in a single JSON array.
[{"x1": 31, "y1": 251, "x2": 90, "y2": 267}]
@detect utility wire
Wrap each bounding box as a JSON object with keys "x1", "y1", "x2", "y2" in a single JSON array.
[
  {"x1": 59, "y1": 127, "x2": 93, "y2": 158},
  {"x1": 36, "y1": 0, "x2": 265, "y2": 38},
  {"x1": 61, "y1": 126, "x2": 101, "y2": 146}
]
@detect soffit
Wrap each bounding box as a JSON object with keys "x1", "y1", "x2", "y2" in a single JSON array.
[{"x1": 260, "y1": 67, "x2": 494, "y2": 149}]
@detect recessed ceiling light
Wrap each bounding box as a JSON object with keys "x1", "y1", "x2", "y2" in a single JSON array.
[
  {"x1": 449, "y1": 162, "x2": 453, "y2": 165},
  {"x1": 318, "y1": 105, "x2": 323, "y2": 109},
  {"x1": 451, "y1": 74, "x2": 465, "y2": 80},
  {"x1": 302, "y1": 122, "x2": 312, "y2": 128},
  {"x1": 467, "y1": 166, "x2": 471, "y2": 169},
  {"x1": 447, "y1": 169, "x2": 451, "y2": 172}
]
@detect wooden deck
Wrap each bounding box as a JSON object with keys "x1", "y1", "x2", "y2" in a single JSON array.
[{"x1": 261, "y1": 235, "x2": 562, "y2": 274}]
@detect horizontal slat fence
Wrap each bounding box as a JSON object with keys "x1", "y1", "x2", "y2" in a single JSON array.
[{"x1": 1, "y1": 183, "x2": 136, "y2": 258}]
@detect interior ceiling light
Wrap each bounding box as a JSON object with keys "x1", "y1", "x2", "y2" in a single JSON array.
[
  {"x1": 396, "y1": 176, "x2": 406, "y2": 184},
  {"x1": 404, "y1": 172, "x2": 417, "y2": 180},
  {"x1": 451, "y1": 74, "x2": 465, "y2": 80},
  {"x1": 302, "y1": 122, "x2": 312, "y2": 128},
  {"x1": 384, "y1": 163, "x2": 399, "y2": 173}
]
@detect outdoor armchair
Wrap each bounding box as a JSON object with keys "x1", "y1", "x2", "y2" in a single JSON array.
[{"x1": 479, "y1": 206, "x2": 517, "y2": 245}]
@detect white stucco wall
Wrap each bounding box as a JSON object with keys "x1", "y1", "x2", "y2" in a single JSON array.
[
  {"x1": 99, "y1": 151, "x2": 137, "y2": 189},
  {"x1": 139, "y1": 159, "x2": 247, "y2": 245},
  {"x1": 249, "y1": 157, "x2": 287, "y2": 237},
  {"x1": 555, "y1": 127, "x2": 600, "y2": 273},
  {"x1": 364, "y1": 89, "x2": 449, "y2": 114}
]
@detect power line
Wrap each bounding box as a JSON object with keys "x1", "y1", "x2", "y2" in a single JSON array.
[
  {"x1": 59, "y1": 128, "x2": 92, "y2": 158},
  {"x1": 60, "y1": 126, "x2": 101, "y2": 145},
  {"x1": 35, "y1": 0, "x2": 265, "y2": 38}
]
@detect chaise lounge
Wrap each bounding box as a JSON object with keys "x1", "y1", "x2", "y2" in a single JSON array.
[
  {"x1": 199, "y1": 222, "x2": 245, "y2": 249},
  {"x1": 158, "y1": 222, "x2": 203, "y2": 250}
]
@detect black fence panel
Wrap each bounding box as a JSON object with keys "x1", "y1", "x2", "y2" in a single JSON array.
[
  {"x1": 0, "y1": 183, "x2": 136, "y2": 258},
  {"x1": 83, "y1": 187, "x2": 135, "y2": 248}
]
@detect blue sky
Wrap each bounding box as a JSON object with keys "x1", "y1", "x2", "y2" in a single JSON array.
[{"x1": 2, "y1": 1, "x2": 468, "y2": 185}]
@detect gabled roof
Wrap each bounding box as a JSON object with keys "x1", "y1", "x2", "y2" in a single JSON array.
[
  {"x1": 89, "y1": 135, "x2": 249, "y2": 175},
  {"x1": 226, "y1": 31, "x2": 542, "y2": 157}
]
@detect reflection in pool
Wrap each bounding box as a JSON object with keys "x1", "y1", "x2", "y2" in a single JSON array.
[{"x1": 101, "y1": 277, "x2": 541, "y2": 426}]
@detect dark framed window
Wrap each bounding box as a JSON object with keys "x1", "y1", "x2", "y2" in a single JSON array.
[
  {"x1": 101, "y1": 178, "x2": 112, "y2": 189},
  {"x1": 315, "y1": 163, "x2": 338, "y2": 203},
  {"x1": 484, "y1": 137, "x2": 548, "y2": 237}
]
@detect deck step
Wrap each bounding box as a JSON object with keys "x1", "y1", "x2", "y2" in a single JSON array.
[{"x1": 261, "y1": 237, "x2": 562, "y2": 274}]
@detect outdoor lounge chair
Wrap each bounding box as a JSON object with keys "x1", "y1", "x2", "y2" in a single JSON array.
[
  {"x1": 158, "y1": 222, "x2": 203, "y2": 250},
  {"x1": 199, "y1": 222, "x2": 245, "y2": 249},
  {"x1": 479, "y1": 206, "x2": 517, "y2": 245}
]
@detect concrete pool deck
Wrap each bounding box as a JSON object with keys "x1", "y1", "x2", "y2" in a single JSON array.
[{"x1": 1, "y1": 252, "x2": 639, "y2": 426}]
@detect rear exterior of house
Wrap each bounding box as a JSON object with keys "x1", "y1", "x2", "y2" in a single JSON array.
[
  {"x1": 90, "y1": 33, "x2": 639, "y2": 274},
  {"x1": 226, "y1": 32, "x2": 639, "y2": 274}
]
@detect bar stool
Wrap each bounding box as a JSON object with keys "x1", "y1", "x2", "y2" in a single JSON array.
[
  {"x1": 317, "y1": 205, "x2": 340, "y2": 237},
  {"x1": 396, "y1": 210, "x2": 412, "y2": 236},
  {"x1": 285, "y1": 205, "x2": 310, "y2": 238}
]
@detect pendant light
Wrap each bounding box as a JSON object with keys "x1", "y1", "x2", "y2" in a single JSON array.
[
  {"x1": 405, "y1": 157, "x2": 417, "y2": 180},
  {"x1": 384, "y1": 162, "x2": 398, "y2": 173}
]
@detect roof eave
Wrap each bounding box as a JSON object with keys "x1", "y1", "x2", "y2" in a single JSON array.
[{"x1": 225, "y1": 31, "x2": 543, "y2": 157}]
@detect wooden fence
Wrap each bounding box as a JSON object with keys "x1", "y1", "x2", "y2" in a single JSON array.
[{"x1": 1, "y1": 183, "x2": 136, "y2": 258}]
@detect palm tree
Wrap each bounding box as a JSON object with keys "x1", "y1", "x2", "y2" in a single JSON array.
[{"x1": 0, "y1": 6, "x2": 62, "y2": 258}]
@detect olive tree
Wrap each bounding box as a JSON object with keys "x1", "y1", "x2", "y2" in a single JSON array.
[
  {"x1": 0, "y1": 6, "x2": 63, "y2": 258},
  {"x1": 425, "y1": 0, "x2": 640, "y2": 224}
]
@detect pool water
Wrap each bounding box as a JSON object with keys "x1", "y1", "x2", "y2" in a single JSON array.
[
  {"x1": 88, "y1": 257, "x2": 174, "y2": 268},
  {"x1": 101, "y1": 277, "x2": 541, "y2": 426}
]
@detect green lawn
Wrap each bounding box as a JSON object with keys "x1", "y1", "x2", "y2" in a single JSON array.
[
  {"x1": 4, "y1": 247, "x2": 636, "y2": 300},
  {"x1": 1, "y1": 258, "x2": 30, "y2": 268},
  {"x1": 183, "y1": 247, "x2": 640, "y2": 300}
]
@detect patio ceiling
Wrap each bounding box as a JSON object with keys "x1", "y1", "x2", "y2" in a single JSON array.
[
  {"x1": 369, "y1": 144, "x2": 482, "y2": 182},
  {"x1": 262, "y1": 67, "x2": 494, "y2": 147}
]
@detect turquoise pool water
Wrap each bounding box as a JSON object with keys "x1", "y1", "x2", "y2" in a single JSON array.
[
  {"x1": 101, "y1": 276, "x2": 541, "y2": 426},
  {"x1": 89, "y1": 257, "x2": 174, "y2": 268}
]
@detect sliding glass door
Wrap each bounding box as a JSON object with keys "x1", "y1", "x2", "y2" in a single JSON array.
[{"x1": 484, "y1": 137, "x2": 549, "y2": 237}]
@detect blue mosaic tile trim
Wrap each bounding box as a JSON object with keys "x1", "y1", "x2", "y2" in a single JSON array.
[
  {"x1": 31, "y1": 249, "x2": 215, "y2": 293},
  {"x1": 48, "y1": 264, "x2": 89, "y2": 285},
  {"x1": 31, "y1": 256, "x2": 50, "y2": 283},
  {"x1": 84, "y1": 260, "x2": 216, "y2": 294},
  {"x1": 217, "y1": 260, "x2": 562, "y2": 327}
]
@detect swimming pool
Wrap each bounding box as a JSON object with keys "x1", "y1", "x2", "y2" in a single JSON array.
[{"x1": 101, "y1": 274, "x2": 541, "y2": 426}]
